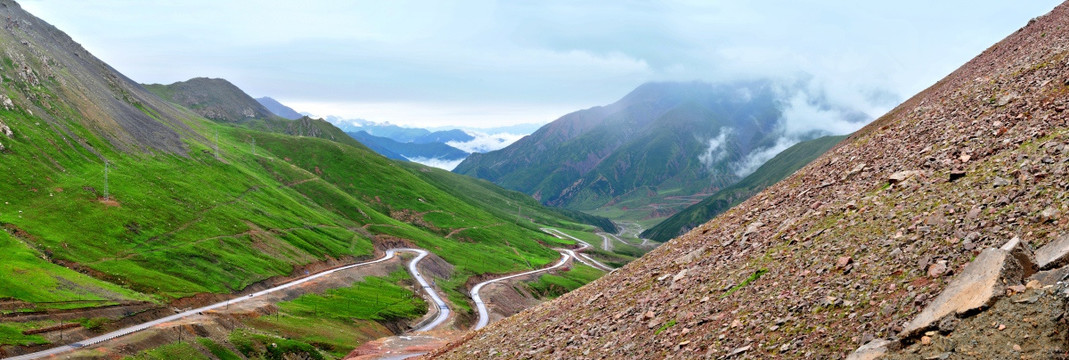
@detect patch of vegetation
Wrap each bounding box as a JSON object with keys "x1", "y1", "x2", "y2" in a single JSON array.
[
  {"x1": 277, "y1": 270, "x2": 425, "y2": 321},
  {"x1": 525, "y1": 264, "x2": 604, "y2": 299},
  {"x1": 0, "y1": 324, "x2": 47, "y2": 346},
  {"x1": 229, "y1": 329, "x2": 325, "y2": 360},
  {"x1": 655, "y1": 319, "x2": 677, "y2": 335},
  {"x1": 123, "y1": 341, "x2": 208, "y2": 360},
  {"x1": 196, "y1": 337, "x2": 242, "y2": 360},
  {"x1": 721, "y1": 268, "x2": 768, "y2": 299}
]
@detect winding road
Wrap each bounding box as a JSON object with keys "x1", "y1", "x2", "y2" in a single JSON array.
[
  {"x1": 6, "y1": 228, "x2": 612, "y2": 359},
  {"x1": 468, "y1": 229, "x2": 615, "y2": 330},
  {"x1": 5, "y1": 248, "x2": 449, "y2": 360}
]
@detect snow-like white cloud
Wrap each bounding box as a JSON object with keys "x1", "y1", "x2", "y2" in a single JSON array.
[
  {"x1": 698, "y1": 127, "x2": 734, "y2": 169},
  {"x1": 447, "y1": 132, "x2": 525, "y2": 153},
  {"x1": 405, "y1": 156, "x2": 466, "y2": 171}
]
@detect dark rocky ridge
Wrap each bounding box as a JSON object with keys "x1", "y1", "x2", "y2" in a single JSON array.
[{"x1": 431, "y1": 2, "x2": 1069, "y2": 359}]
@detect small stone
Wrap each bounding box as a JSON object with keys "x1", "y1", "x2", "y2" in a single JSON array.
[
  {"x1": 1040, "y1": 207, "x2": 1058, "y2": 222},
  {"x1": 921, "y1": 336, "x2": 932, "y2": 345},
  {"x1": 1006, "y1": 284, "x2": 1026, "y2": 295},
  {"x1": 643, "y1": 311, "x2": 655, "y2": 320},
  {"x1": 993, "y1": 177, "x2": 1012, "y2": 187},
  {"x1": 889, "y1": 170, "x2": 922, "y2": 184},
  {"x1": 1013, "y1": 344, "x2": 1022, "y2": 351},
  {"x1": 838, "y1": 256, "x2": 853, "y2": 267},
  {"x1": 998, "y1": 324, "x2": 1006, "y2": 331},
  {"x1": 928, "y1": 261, "x2": 948, "y2": 278},
  {"x1": 730, "y1": 319, "x2": 742, "y2": 328}
]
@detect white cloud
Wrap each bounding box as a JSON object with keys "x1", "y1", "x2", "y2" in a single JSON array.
[
  {"x1": 732, "y1": 137, "x2": 795, "y2": 178},
  {"x1": 698, "y1": 127, "x2": 734, "y2": 169},
  {"x1": 447, "y1": 132, "x2": 525, "y2": 153},
  {"x1": 405, "y1": 156, "x2": 466, "y2": 171}
]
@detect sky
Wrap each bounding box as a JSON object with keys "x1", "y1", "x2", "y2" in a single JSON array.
[{"x1": 20, "y1": 0, "x2": 1064, "y2": 129}]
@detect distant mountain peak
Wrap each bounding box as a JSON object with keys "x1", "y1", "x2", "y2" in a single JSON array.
[
  {"x1": 143, "y1": 77, "x2": 275, "y2": 122},
  {"x1": 256, "y1": 96, "x2": 302, "y2": 120}
]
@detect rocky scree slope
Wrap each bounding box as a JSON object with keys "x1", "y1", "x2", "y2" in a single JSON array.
[{"x1": 431, "y1": 4, "x2": 1069, "y2": 359}]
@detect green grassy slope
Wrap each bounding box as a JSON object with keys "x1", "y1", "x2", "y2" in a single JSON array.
[
  {"x1": 395, "y1": 161, "x2": 616, "y2": 233},
  {"x1": 642, "y1": 135, "x2": 845, "y2": 241}
]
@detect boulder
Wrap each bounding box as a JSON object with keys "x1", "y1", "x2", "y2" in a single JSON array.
[
  {"x1": 899, "y1": 246, "x2": 1028, "y2": 338},
  {"x1": 1034, "y1": 233, "x2": 1069, "y2": 270},
  {"x1": 846, "y1": 339, "x2": 893, "y2": 360}
]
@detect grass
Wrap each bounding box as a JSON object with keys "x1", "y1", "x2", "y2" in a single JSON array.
[
  {"x1": 123, "y1": 341, "x2": 209, "y2": 360},
  {"x1": 240, "y1": 270, "x2": 426, "y2": 358},
  {"x1": 0, "y1": 230, "x2": 151, "y2": 309},
  {"x1": 655, "y1": 319, "x2": 677, "y2": 335},
  {"x1": 525, "y1": 264, "x2": 604, "y2": 299},
  {"x1": 276, "y1": 270, "x2": 425, "y2": 322},
  {"x1": 229, "y1": 329, "x2": 325, "y2": 360},
  {"x1": 721, "y1": 268, "x2": 768, "y2": 299},
  {"x1": 196, "y1": 337, "x2": 242, "y2": 360},
  {"x1": 0, "y1": 324, "x2": 47, "y2": 346}
]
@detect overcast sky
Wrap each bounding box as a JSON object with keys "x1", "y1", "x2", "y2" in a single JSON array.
[{"x1": 20, "y1": 1, "x2": 1063, "y2": 128}]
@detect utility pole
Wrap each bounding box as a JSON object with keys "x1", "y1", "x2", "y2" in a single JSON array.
[{"x1": 103, "y1": 161, "x2": 109, "y2": 200}]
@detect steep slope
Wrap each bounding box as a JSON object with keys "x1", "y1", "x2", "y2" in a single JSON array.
[
  {"x1": 0, "y1": 1, "x2": 192, "y2": 154},
  {"x1": 0, "y1": 2, "x2": 599, "y2": 355},
  {"x1": 454, "y1": 81, "x2": 844, "y2": 220},
  {"x1": 349, "y1": 130, "x2": 468, "y2": 161},
  {"x1": 256, "y1": 96, "x2": 302, "y2": 120},
  {"x1": 143, "y1": 77, "x2": 276, "y2": 123},
  {"x1": 643, "y1": 135, "x2": 845, "y2": 242},
  {"x1": 433, "y1": 4, "x2": 1069, "y2": 359}
]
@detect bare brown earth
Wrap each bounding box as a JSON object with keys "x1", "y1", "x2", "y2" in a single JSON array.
[{"x1": 429, "y1": 3, "x2": 1069, "y2": 359}]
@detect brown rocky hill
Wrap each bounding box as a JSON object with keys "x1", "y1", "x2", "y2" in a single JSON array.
[{"x1": 430, "y1": 3, "x2": 1069, "y2": 359}]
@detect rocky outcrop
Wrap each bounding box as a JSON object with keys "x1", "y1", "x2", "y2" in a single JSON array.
[{"x1": 872, "y1": 234, "x2": 1069, "y2": 359}]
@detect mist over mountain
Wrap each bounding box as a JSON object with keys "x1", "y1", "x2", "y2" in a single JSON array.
[{"x1": 454, "y1": 80, "x2": 870, "y2": 220}]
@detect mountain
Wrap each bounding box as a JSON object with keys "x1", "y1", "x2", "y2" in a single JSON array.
[
  {"x1": 413, "y1": 129, "x2": 474, "y2": 144},
  {"x1": 0, "y1": 3, "x2": 611, "y2": 357},
  {"x1": 348, "y1": 130, "x2": 468, "y2": 161},
  {"x1": 453, "y1": 80, "x2": 849, "y2": 221},
  {"x1": 256, "y1": 96, "x2": 302, "y2": 120},
  {"x1": 642, "y1": 135, "x2": 845, "y2": 242},
  {"x1": 431, "y1": 4, "x2": 1069, "y2": 359},
  {"x1": 143, "y1": 77, "x2": 276, "y2": 122}
]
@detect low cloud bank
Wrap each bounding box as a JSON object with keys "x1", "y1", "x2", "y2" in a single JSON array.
[{"x1": 447, "y1": 132, "x2": 526, "y2": 153}]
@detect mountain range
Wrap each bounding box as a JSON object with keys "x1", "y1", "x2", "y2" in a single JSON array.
[{"x1": 454, "y1": 80, "x2": 862, "y2": 223}]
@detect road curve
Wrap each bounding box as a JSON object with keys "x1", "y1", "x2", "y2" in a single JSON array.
[
  {"x1": 470, "y1": 250, "x2": 572, "y2": 330},
  {"x1": 541, "y1": 228, "x2": 614, "y2": 272},
  {"x1": 5, "y1": 248, "x2": 448, "y2": 360},
  {"x1": 468, "y1": 229, "x2": 616, "y2": 331}
]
